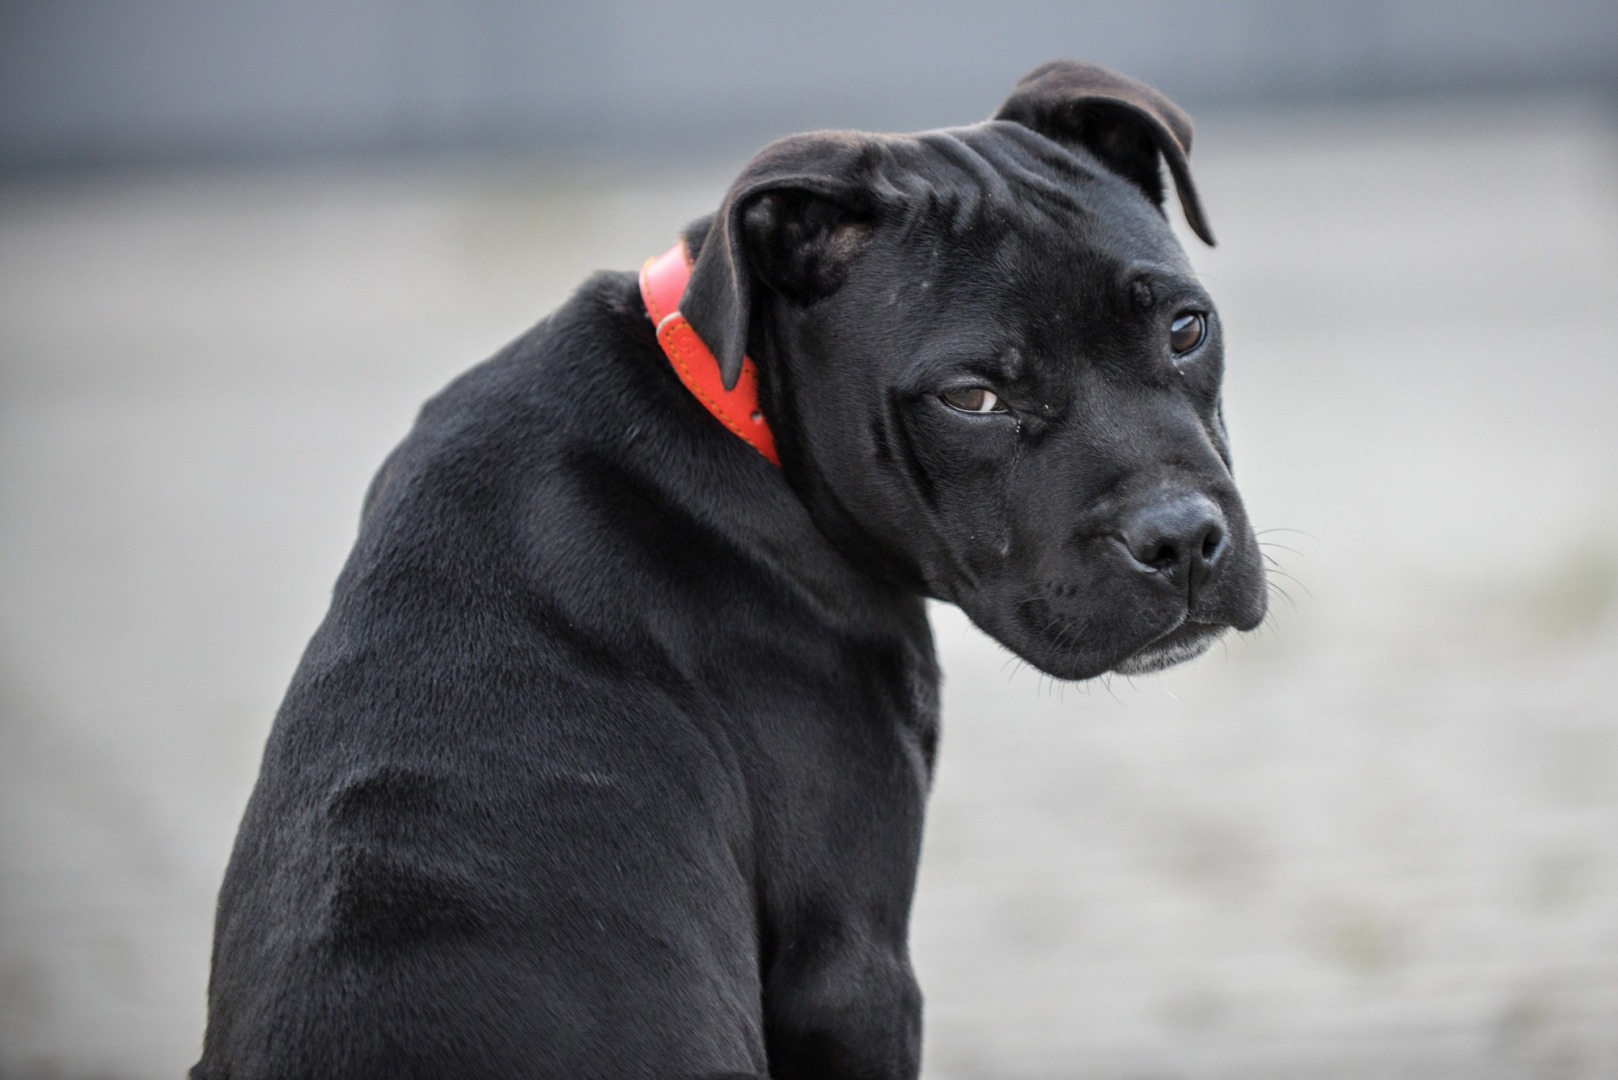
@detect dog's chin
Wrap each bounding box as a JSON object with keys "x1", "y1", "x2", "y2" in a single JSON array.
[
  {"x1": 984, "y1": 617, "x2": 1228, "y2": 683},
  {"x1": 1111, "y1": 622, "x2": 1226, "y2": 676}
]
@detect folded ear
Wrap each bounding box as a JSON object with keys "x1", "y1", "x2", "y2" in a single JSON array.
[
  {"x1": 995, "y1": 60, "x2": 1215, "y2": 246},
  {"x1": 682, "y1": 132, "x2": 877, "y2": 390}
]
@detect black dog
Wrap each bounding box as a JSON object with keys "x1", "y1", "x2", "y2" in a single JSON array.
[{"x1": 194, "y1": 61, "x2": 1265, "y2": 1079}]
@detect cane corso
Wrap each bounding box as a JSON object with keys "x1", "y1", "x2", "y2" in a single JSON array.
[{"x1": 194, "y1": 60, "x2": 1266, "y2": 1079}]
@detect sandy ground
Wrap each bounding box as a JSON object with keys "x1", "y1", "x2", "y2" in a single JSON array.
[{"x1": 2, "y1": 97, "x2": 1616, "y2": 1079}]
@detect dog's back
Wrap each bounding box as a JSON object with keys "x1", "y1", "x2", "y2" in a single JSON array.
[{"x1": 195, "y1": 274, "x2": 935, "y2": 1077}]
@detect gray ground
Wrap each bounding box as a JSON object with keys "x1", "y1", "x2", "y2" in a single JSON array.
[{"x1": 2, "y1": 97, "x2": 1616, "y2": 1079}]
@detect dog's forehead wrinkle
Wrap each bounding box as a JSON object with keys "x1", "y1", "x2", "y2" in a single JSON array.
[
  {"x1": 908, "y1": 130, "x2": 1014, "y2": 208},
  {"x1": 961, "y1": 120, "x2": 1110, "y2": 186},
  {"x1": 879, "y1": 125, "x2": 1115, "y2": 241}
]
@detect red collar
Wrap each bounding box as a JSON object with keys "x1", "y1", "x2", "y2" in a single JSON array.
[{"x1": 639, "y1": 242, "x2": 780, "y2": 467}]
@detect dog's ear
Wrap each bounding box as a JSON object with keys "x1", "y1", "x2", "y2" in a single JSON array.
[
  {"x1": 995, "y1": 60, "x2": 1214, "y2": 246},
  {"x1": 683, "y1": 132, "x2": 877, "y2": 390}
]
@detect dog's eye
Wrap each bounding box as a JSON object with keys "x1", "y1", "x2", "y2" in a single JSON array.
[
  {"x1": 941, "y1": 387, "x2": 1006, "y2": 414},
  {"x1": 1170, "y1": 312, "x2": 1206, "y2": 355}
]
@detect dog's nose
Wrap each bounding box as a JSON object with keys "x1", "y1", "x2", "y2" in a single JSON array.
[{"x1": 1118, "y1": 493, "x2": 1229, "y2": 594}]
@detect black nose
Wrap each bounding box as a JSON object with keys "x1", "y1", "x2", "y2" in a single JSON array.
[{"x1": 1118, "y1": 493, "x2": 1229, "y2": 594}]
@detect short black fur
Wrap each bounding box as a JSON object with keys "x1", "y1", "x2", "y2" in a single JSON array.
[{"x1": 195, "y1": 60, "x2": 1265, "y2": 1080}]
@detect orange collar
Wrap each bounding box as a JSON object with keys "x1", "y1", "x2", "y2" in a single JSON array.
[{"x1": 639, "y1": 242, "x2": 780, "y2": 467}]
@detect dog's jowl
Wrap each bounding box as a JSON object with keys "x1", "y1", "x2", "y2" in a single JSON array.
[{"x1": 194, "y1": 61, "x2": 1266, "y2": 1080}]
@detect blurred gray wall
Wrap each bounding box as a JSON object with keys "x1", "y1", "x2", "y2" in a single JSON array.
[{"x1": 4, "y1": 0, "x2": 1617, "y2": 171}]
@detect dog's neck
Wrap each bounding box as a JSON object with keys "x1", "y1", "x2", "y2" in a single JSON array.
[{"x1": 640, "y1": 241, "x2": 780, "y2": 467}]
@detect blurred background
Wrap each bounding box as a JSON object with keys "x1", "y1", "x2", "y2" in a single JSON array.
[{"x1": 3, "y1": 3, "x2": 1617, "y2": 1078}]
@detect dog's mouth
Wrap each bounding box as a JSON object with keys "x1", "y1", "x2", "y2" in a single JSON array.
[
  {"x1": 995, "y1": 593, "x2": 1233, "y2": 682},
  {"x1": 1111, "y1": 619, "x2": 1227, "y2": 675},
  {"x1": 981, "y1": 528, "x2": 1267, "y2": 681}
]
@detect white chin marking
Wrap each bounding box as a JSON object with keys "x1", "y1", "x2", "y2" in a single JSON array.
[{"x1": 1113, "y1": 630, "x2": 1220, "y2": 675}]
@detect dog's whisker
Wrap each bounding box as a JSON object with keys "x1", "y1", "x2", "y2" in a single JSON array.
[
  {"x1": 1099, "y1": 673, "x2": 1127, "y2": 707},
  {"x1": 1265, "y1": 581, "x2": 1299, "y2": 611},
  {"x1": 1263, "y1": 567, "x2": 1312, "y2": 596},
  {"x1": 1255, "y1": 526, "x2": 1318, "y2": 541}
]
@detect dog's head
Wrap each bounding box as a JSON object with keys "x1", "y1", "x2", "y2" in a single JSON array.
[{"x1": 682, "y1": 60, "x2": 1266, "y2": 680}]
